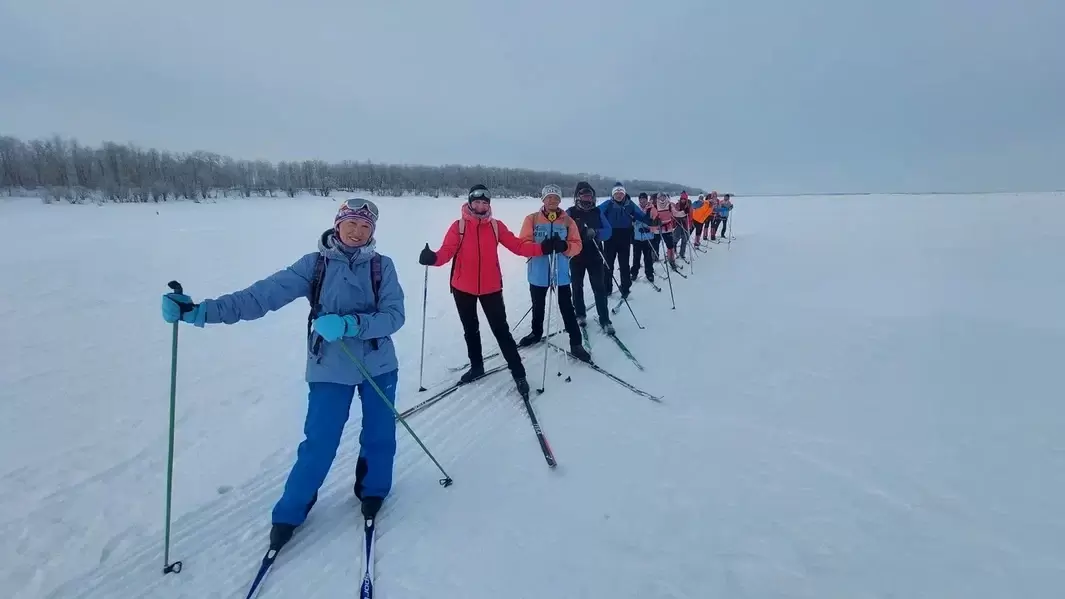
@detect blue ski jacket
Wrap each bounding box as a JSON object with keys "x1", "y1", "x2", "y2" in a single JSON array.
[
  {"x1": 200, "y1": 230, "x2": 404, "y2": 385},
  {"x1": 598, "y1": 197, "x2": 653, "y2": 230}
]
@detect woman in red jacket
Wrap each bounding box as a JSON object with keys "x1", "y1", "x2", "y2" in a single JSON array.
[{"x1": 419, "y1": 184, "x2": 544, "y2": 397}]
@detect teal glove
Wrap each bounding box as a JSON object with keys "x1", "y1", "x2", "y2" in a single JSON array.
[
  {"x1": 161, "y1": 293, "x2": 206, "y2": 327},
  {"x1": 312, "y1": 314, "x2": 360, "y2": 342}
]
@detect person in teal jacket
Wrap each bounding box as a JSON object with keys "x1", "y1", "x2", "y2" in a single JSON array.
[
  {"x1": 160, "y1": 199, "x2": 404, "y2": 551},
  {"x1": 630, "y1": 192, "x2": 656, "y2": 283}
]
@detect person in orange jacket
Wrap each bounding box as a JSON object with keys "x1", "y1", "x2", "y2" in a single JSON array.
[
  {"x1": 516, "y1": 184, "x2": 590, "y2": 362},
  {"x1": 418, "y1": 184, "x2": 544, "y2": 397}
]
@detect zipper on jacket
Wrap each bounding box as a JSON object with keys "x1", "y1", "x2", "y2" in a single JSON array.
[{"x1": 477, "y1": 219, "x2": 483, "y2": 295}]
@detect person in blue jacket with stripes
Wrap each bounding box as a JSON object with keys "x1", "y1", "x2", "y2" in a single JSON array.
[
  {"x1": 598, "y1": 182, "x2": 655, "y2": 298},
  {"x1": 159, "y1": 199, "x2": 405, "y2": 551}
]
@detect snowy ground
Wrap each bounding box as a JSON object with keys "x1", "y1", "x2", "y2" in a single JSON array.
[{"x1": 1, "y1": 191, "x2": 1064, "y2": 599}]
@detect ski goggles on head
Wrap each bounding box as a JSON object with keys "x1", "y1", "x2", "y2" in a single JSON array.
[
  {"x1": 468, "y1": 189, "x2": 491, "y2": 202},
  {"x1": 339, "y1": 198, "x2": 380, "y2": 221}
]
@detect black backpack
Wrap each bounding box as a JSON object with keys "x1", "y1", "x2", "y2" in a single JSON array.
[{"x1": 307, "y1": 253, "x2": 383, "y2": 351}]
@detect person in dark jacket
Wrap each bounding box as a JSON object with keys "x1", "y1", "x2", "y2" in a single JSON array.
[
  {"x1": 597, "y1": 182, "x2": 654, "y2": 298},
  {"x1": 566, "y1": 181, "x2": 615, "y2": 334}
]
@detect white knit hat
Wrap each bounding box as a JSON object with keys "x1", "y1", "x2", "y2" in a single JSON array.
[{"x1": 541, "y1": 184, "x2": 562, "y2": 200}]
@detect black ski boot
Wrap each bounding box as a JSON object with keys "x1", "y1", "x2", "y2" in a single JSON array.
[
  {"x1": 459, "y1": 364, "x2": 485, "y2": 384},
  {"x1": 576, "y1": 315, "x2": 587, "y2": 327},
  {"x1": 268, "y1": 491, "x2": 318, "y2": 550},
  {"x1": 569, "y1": 343, "x2": 592, "y2": 363},
  {"x1": 513, "y1": 375, "x2": 530, "y2": 398},
  {"x1": 361, "y1": 496, "x2": 384, "y2": 520},
  {"x1": 517, "y1": 332, "x2": 542, "y2": 348},
  {"x1": 601, "y1": 322, "x2": 616, "y2": 336},
  {"x1": 269, "y1": 524, "x2": 296, "y2": 550}
]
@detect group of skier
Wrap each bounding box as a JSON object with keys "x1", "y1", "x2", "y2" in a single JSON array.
[{"x1": 158, "y1": 182, "x2": 734, "y2": 554}]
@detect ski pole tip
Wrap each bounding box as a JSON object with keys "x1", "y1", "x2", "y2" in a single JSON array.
[
  {"x1": 163, "y1": 560, "x2": 183, "y2": 574},
  {"x1": 439, "y1": 477, "x2": 454, "y2": 487}
]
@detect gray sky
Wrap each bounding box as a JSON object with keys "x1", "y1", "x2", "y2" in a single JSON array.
[{"x1": 1, "y1": 0, "x2": 1062, "y2": 193}]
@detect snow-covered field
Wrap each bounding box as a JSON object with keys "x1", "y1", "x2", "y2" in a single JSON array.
[{"x1": 2, "y1": 191, "x2": 1064, "y2": 599}]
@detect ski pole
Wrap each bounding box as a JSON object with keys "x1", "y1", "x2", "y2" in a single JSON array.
[
  {"x1": 679, "y1": 226, "x2": 695, "y2": 274},
  {"x1": 650, "y1": 245, "x2": 676, "y2": 310},
  {"x1": 727, "y1": 210, "x2": 733, "y2": 250},
  {"x1": 337, "y1": 342, "x2": 454, "y2": 487},
  {"x1": 511, "y1": 305, "x2": 533, "y2": 332},
  {"x1": 591, "y1": 236, "x2": 644, "y2": 329},
  {"x1": 537, "y1": 253, "x2": 557, "y2": 395},
  {"x1": 163, "y1": 281, "x2": 183, "y2": 575},
  {"x1": 417, "y1": 265, "x2": 429, "y2": 392}
]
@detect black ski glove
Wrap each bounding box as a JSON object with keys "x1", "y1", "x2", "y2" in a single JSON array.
[
  {"x1": 582, "y1": 226, "x2": 597, "y2": 241},
  {"x1": 418, "y1": 243, "x2": 437, "y2": 266},
  {"x1": 540, "y1": 234, "x2": 567, "y2": 254}
]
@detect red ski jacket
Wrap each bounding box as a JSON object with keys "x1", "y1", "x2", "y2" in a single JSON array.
[{"x1": 432, "y1": 204, "x2": 542, "y2": 296}]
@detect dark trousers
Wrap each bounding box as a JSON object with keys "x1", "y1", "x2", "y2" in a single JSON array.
[
  {"x1": 529, "y1": 284, "x2": 582, "y2": 346},
  {"x1": 570, "y1": 252, "x2": 611, "y2": 325},
  {"x1": 603, "y1": 227, "x2": 633, "y2": 295},
  {"x1": 630, "y1": 239, "x2": 654, "y2": 278},
  {"x1": 452, "y1": 289, "x2": 525, "y2": 378},
  {"x1": 711, "y1": 216, "x2": 728, "y2": 238},
  {"x1": 675, "y1": 222, "x2": 690, "y2": 257}
]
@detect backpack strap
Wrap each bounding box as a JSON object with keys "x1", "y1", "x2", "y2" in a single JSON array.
[
  {"x1": 368, "y1": 253, "x2": 382, "y2": 350},
  {"x1": 307, "y1": 254, "x2": 327, "y2": 354}
]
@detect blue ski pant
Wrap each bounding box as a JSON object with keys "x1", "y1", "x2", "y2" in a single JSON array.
[{"x1": 271, "y1": 369, "x2": 399, "y2": 526}]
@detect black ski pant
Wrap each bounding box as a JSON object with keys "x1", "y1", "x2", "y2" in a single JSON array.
[
  {"x1": 630, "y1": 239, "x2": 654, "y2": 279},
  {"x1": 570, "y1": 252, "x2": 611, "y2": 326},
  {"x1": 603, "y1": 227, "x2": 633, "y2": 296},
  {"x1": 693, "y1": 219, "x2": 709, "y2": 240},
  {"x1": 528, "y1": 284, "x2": 582, "y2": 347},
  {"x1": 675, "y1": 222, "x2": 691, "y2": 258},
  {"x1": 452, "y1": 289, "x2": 525, "y2": 378},
  {"x1": 713, "y1": 216, "x2": 729, "y2": 237}
]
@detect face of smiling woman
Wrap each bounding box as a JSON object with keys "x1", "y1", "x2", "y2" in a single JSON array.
[{"x1": 338, "y1": 218, "x2": 373, "y2": 247}]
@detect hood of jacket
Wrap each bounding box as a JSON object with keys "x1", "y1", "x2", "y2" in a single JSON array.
[{"x1": 318, "y1": 229, "x2": 377, "y2": 266}]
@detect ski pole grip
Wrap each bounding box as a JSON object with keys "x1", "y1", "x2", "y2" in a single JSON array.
[{"x1": 168, "y1": 281, "x2": 184, "y2": 295}]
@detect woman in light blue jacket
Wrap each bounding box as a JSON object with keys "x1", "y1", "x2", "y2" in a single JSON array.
[{"x1": 160, "y1": 199, "x2": 404, "y2": 550}]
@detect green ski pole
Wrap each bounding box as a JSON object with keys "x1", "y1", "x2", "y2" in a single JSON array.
[
  {"x1": 163, "y1": 281, "x2": 183, "y2": 574},
  {"x1": 337, "y1": 341, "x2": 454, "y2": 487}
]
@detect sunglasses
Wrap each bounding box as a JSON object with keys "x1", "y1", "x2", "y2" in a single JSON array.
[
  {"x1": 468, "y1": 189, "x2": 491, "y2": 201},
  {"x1": 341, "y1": 198, "x2": 380, "y2": 220}
]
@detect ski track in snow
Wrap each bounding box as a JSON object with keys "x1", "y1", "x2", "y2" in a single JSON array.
[{"x1": 2, "y1": 192, "x2": 1065, "y2": 598}]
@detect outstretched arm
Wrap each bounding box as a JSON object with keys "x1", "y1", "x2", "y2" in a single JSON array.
[
  {"x1": 631, "y1": 202, "x2": 654, "y2": 224},
  {"x1": 203, "y1": 253, "x2": 316, "y2": 324},
  {"x1": 353, "y1": 256, "x2": 405, "y2": 339},
  {"x1": 498, "y1": 220, "x2": 543, "y2": 258}
]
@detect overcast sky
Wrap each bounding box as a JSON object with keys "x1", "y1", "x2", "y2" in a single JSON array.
[{"x1": 1, "y1": 0, "x2": 1062, "y2": 193}]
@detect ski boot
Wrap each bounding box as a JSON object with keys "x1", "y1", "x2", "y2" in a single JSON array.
[
  {"x1": 268, "y1": 491, "x2": 318, "y2": 550},
  {"x1": 361, "y1": 496, "x2": 384, "y2": 520},
  {"x1": 569, "y1": 342, "x2": 592, "y2": 363},
  {"x1": 576, "y1": 315, "x2": 587, "y2": 327},
  {"x1": 517, "y1": 332, "x2": 542, "y2": 348},
  {"x1": 459, "y1": 364, "x2": 486, "y2": 384},
  {"x1": 513, "y1": 374, "x2": 531, "y2": 398}
]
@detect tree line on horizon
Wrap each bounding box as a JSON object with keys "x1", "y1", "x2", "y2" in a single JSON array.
[{"x1": 0, "y1": 134, "x2": 703, "y2": 204}]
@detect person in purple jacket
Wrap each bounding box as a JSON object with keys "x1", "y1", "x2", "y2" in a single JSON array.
[{"x1": 160, "y1": 199, "x2": 404, "y2": 551}]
